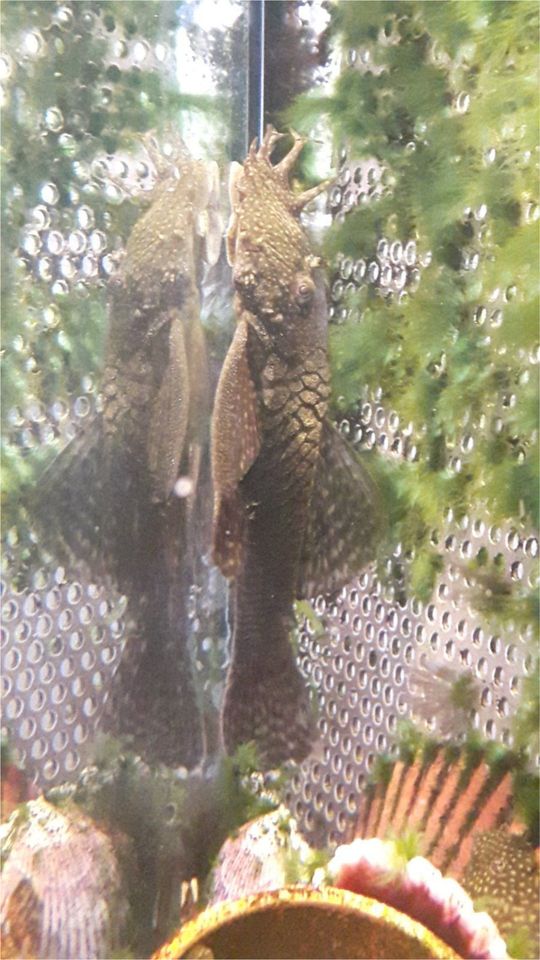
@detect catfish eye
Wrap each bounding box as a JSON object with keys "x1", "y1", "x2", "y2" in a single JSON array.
[{"x1": 294, "y1": 275, "x2": 315, "y2": 305}]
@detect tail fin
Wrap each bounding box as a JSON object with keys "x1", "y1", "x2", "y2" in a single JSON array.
[
  {"x1": 221, "y1": 642, "x2": 316, "y2": 768},
  {"x1": 102, "y1": 625, "x2": 203, "y2": 769}
]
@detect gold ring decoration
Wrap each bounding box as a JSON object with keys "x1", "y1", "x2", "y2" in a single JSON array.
[{"x1": 153, "y1": 885, "x2": 462, "y2": 959}]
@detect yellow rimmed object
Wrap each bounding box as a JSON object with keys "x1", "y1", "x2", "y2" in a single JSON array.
[{"x1": 153, "y1": 885, "x2": 462, "y2": 959}]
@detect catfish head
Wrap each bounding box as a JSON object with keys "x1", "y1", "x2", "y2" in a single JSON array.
[{"x1": 226, "y1": 126, "x2": 330, "y2": 346}]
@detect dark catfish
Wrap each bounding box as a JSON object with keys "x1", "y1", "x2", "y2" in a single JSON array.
[
  {"x1": 37, "y1": 139, "x2": 222, "y2": 768},
  {"x1": 212, "y1": 127, "x2": 381, "y2": 767},
  {"x1": 98, "y1": 141, "x2": 224, "y2": 768}
]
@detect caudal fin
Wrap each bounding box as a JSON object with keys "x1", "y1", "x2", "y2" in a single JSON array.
[
  {"x1": 221, "y1": 645, "x2": 316, "y2": 768},
  {"x1": 102, "y1": 627, "x2": 203, "y2": 769}
]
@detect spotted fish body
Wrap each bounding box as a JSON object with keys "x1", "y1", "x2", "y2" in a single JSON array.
[
  {"x1": 212, "y1": 128, "x2": 381, "y2": 767},
  {"x1": 98, "y1": 142, "x2": 224, "y2": 768},
  {"x1": 38, "y1": 140, "x2": 222, "y2": 769},
  {"x1": 102, "y1": 142, "x2": 220, "y2": 506}
]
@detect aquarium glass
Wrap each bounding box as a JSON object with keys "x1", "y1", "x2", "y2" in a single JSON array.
[{"x1": 1, "y1": 1, "x2": 539, "y2": 958}]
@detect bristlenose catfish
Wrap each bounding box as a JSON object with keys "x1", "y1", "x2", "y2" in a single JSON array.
[
  {"x1": 212, "y1": 126, "x2": 381, "y2": 767},
  {"x1": 36, "y1": 137, "x2": 222, "y2": 769}
]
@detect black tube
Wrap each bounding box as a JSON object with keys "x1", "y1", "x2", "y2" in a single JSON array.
[{"x1": 248, "y1": 0, "x2": 265, "y2": 145}]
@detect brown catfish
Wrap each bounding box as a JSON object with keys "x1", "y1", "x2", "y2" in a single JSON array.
[
  {"x1": 211, "y1": 127, "x2": 381, "y2": 768},
  {"x1": 35, "y1": 138, "x2": 222, "y2": 769},
  {"x1": 97, "y1": 140, "x2": 224, "y2": 768}
]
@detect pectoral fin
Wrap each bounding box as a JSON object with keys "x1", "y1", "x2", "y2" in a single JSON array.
[
  {"x1": 147, "y1": 311, "x2": 189, "y2": 502},
  {"x1": 211, "y1": 319, "x2": 261, "y2": 576},
  {"x1": 297, "y1": 419, "x2": 383, "y2": 598}
]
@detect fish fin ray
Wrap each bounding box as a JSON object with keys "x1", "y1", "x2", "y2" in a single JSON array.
[
  {"x1": 297, "y1": 418, "x2": 383, "y2": 598},
  {"x1": 30, "y1": 414, "x2": 109, "y2": 576},
  {"x1": 212, "y1": 488, "x2": 246, "y2": 576},
  {"x1": 146, "y1": 311, "x2": 189, "y2": 501},
  {"x1": 211, "y1": 319, "x2": 261, "y2": 575}
]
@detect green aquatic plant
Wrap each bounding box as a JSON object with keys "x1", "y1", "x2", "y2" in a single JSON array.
[
  {"x1": 285, "y1": 1, "x2": 538, "y2": 628},
  {"x1": 512, "y1": 657, "x2": 540, "y2": 753},
  {"x1": 282, "y1": 840, "x2": 333, "y2": 887}
]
